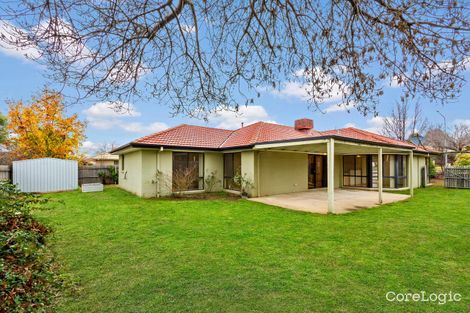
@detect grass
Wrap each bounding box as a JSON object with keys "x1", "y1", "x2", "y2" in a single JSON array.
[{"x1": 36, "y1": 186, "x2": 469, "y2": 313}]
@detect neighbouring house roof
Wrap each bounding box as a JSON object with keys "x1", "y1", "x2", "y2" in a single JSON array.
[
  {"x1": 112, "y1": 121, "x2": 439, "y2": 154},
  {"x1": 86, "y1": 153, "x2": 119, "y2": 162}
]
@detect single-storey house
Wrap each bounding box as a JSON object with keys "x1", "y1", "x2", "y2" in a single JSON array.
[
  {"x1": 111, "y1": 118, "x2": 436, "y2": 213},
  {"x1": 84, "y1": 153, "x2": 119, "y2": 167}
]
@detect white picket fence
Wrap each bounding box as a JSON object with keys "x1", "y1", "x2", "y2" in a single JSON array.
[{"x1": 13, "y1": 158, "x2": 78, "y2": 193}]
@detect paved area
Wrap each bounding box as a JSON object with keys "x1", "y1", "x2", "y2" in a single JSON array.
[{"x1": 249, "y1": 189, "x2": 410, "y2": 214}]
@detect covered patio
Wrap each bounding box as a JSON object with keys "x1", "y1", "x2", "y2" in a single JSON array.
[
  {"x1": 249, "y1": 189, "x2": 410, "y2": 214},
  {"x1": 252, "y1": 137, "x2": 416, "y2": 214}
]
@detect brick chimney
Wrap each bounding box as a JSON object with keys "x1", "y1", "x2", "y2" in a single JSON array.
[{"x1": 294, "y1": 118, "x2": 314, "y2": 131}]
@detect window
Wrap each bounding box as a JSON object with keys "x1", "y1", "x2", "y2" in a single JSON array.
[
  {"x1": 223, "y1": 153, "x2": 241, "y2": 190},
  {"x1": 172, "y1": 152, "x2": 204, "y2": 191},
  {"x1": 343, "y1": 155, "x2": 369, "y2": 187},
  {"x1": 121, "y1": 155, "x2": 125, "y2": 170},
  {"x1": 371, "y1": 154, "x2": 408, "y2": 188}
]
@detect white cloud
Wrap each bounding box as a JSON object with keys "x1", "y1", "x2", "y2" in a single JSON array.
[
  {"x1": 80, "y1": 140, "x2": 99, "y2": 155},
  {"x1": 84, "y1": 101, "x2": 141, "y2": 118},
  {"x1": 270, "y1": 68, "x2": 349, "y2": 103},
  {"x1": 323, "y1": 102, "x2": 350, "y2": 113},
  {"x1": 0, "y1": 20, "x2": 41, "y2": 61},
  {"x1": 83, "y1": 101, "x2": 168, "y2": 133},
  {"x1": 364, "y1": 116, "x2": 386, "y2": 134},
  {"x1": 453, "y1": 119, "x2": 470, "y2": 127},
  {"x1": 120, "y1": 122, "x2": 168, "y2": 133},
  {"x1": 181, "y1": 24, "x2": 196, "y2": 33},
  {"x1": 208, "y1": 105, "x2": 276, "y2": 129},
  {"x1": 344, "y1": 122, "x2": 356, "y2": 128}
]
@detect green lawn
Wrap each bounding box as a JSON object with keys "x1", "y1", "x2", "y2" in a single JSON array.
[{"x1": 36, "y1": 187, "x2": 469, "y2": 313}]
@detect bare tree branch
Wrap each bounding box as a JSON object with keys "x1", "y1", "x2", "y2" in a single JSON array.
[{"x1": 0, "y1": 0, "x2": 468, "y2": 117}]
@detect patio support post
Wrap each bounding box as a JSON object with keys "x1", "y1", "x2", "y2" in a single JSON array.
[
  {"x1": 327, "y1": 138, "x2": 335, "y2": 213},
  {"x1": 378, "y1": 148, "x2": 383, "y2": 204},
  {"x1": 409, "y1": 150, "x2": 414, "y2": 197}
]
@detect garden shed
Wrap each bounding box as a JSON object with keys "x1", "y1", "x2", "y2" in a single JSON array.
[{"x1": 13, "y1": 158, "x2": 78, "y2": 192}]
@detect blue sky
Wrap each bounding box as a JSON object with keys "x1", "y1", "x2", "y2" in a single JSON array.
[{"x1": 0, "y1": 45, "x2": 469, "y2": 155}]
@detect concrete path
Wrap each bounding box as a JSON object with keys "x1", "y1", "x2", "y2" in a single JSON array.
[{"x1": 249, "y1": 189, "x2": 410, "y2": 214}]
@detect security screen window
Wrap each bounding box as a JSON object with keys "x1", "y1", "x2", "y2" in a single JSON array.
[
  {"x1": 343, "y1": 155, "x2": 369, "y2": 187},
  {"x1": 223, "y1": 153, "x2": 241, "y2": 190},
  {"x1": 371, "y1": 154, "x2": 408, "y2": 188},
  {"x1": 172, "y1": 152, "x2": 204, "y2": 191}
]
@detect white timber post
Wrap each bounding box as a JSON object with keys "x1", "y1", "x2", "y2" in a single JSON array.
[
  {"x1": 409, "y1": 150, "x2": 414, "y2": 197},
  {"x1": 327, "y1": 138, "x2": 335, "y2": 213},
  {"x1": 378, "y1": 148, "x2": 383, "y2": 204}
]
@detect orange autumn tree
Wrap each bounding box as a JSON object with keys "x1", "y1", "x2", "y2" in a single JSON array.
[{"x1": 7, "y1": 90, "x2": 85, "y2": 160}]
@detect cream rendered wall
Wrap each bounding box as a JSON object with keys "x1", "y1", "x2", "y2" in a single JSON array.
[
  {"x1": 119, "y1": 151, "x2": 143, "y2": 196},
  {"x1": 141, "y1": 150, "x2": 158, "y2": 197},
  {"x1": 157, "y1": 150, "x2": 173, "y2": 196},
  {"x1": 119, "y1": 149, "x2": 173, "y2": 197},
  {"x1": 258, "y1": 151, "x2": 308, "y2": 196},
  {"x1": 334, "y1": 155, "x2": 342, "y2": 188},
  {"x1": 241, "y1": 151, "x2": 258, "y2": 197},
  {"x1": 411, "y1": 155, "x2": 428, "y2": 188},
  {"x1": 204, "y1": 152, "x2": 224, "y2": 192}
]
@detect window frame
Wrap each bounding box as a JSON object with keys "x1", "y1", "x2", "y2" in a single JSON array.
[
  {"x1": 223, "y1": 152, "x2": 241, "y2": 191},
  {"x1": 172, "y1": 152, "x2": 204, "y2": 191}
]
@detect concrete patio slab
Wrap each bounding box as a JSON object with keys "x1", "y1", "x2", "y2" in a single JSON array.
[{"x1": 249, "y1": 189, "x2": 410, "y2": 214}]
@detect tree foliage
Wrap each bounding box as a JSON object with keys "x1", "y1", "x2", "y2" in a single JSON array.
[
  {"x1": 454, "y1": 153, "x2": 470, "y2": 166},
  {"x1": 0, "y1": 1, "x2": 468, "y2": 117},
  {"x1": 0, "y1": 113, "x2": 8, "y2": 145},
  {"x1": 6, "y1": 90, "x2": 85, "y2": 160}
]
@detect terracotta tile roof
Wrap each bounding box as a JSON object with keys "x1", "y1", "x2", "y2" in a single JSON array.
[
  {"x1": 220, "y1": 122, "x2": 322, "y2": 148},
  {"x1": 134, "y1": 124, "x2": 233, "y2": 149},
  {"x1": 321, "y1": 127, "x2": 416, "y2": 148},
  {"x1": 118, "y1": 121, "x2": 437, "y2": 153}
]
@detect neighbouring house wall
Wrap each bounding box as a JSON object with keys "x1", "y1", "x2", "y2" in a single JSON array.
[
  {"x1": 204, "y1": 152, "x2": 224, "y2": 192},
  {"x1": 258, "y1": 151, "x2": 307, "y2": 196},
  {"x1": 119, "y1": 151, "x2": 142, "y2": 196}
]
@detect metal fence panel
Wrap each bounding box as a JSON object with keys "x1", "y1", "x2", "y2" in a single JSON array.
[
  {"x1": 13, "y1": 158, "x2": 78, "y2": 192},
  {"x1": 444, "y1": 166, "x2": 470, "y2": 189}
]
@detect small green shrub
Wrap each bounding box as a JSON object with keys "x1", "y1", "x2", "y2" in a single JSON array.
[
  {"x1": 0, "y1": 182, "x2": 59, "y2": 312},
  {"x1": 98, "y1": 166, "x2": 119, "y2": 184}
]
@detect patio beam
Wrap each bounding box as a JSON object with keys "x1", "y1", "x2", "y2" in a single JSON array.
[
  {"x1": 333, "y1": 140, "x2": 411, "y2": 153},
  {"x1": 378, "y1": 148, "x2": 383, "y2": 204},
  {"x1": 409, "y1": 151, "x2": 414, "y2": 197},
  {"x1": 327, "y1": 138, "x2": 335, "y2": 213}
]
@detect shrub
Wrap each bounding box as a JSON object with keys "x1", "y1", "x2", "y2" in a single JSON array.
[
  {"x1": 97, "y1": 166, "x2": 119, "y2": 184},
  {"x1": 454, "y1": 153, "x2": 470, "y2": 166},
  {"x1": 204, "y1": 170, "x2": 221, "y2": 192},
  {"x1": 172, "y1": 165, "x2": 199, "y2": 196},
  {"x1": 233, "y1": 173, "x2": 255, "y2": 197},
  {"x1": 0, "y1": 182, "x2": 58, "y2": 312}
]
